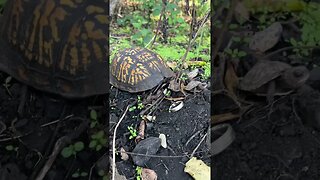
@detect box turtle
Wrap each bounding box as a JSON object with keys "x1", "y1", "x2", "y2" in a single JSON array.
[
  {"x1": 110, "y1": 47, "x2": 174, "y2": 92},
  {"x1": 238, "y1": 60, "x2": 309, "y2": 102},
  {"x1": 0, "y1": 0, "x2": 108, "y2": 98}
]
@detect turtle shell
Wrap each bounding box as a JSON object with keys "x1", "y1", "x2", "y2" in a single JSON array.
[
  {"x1": 0, "y1": 0, "x2": 108, "y2": 98},
  {"x1": 110, "y1": 47, "x2": 174, "y2": 92},
  {"x1": 239, "y1": 60, "x2": 291, "y2": 92}
]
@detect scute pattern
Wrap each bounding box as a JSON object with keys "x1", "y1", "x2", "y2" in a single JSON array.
[
  {"x1": 110, "y1": 47, "x2": 174, "y2": 92},
  {"x1": 0, "y1": 0, "x2": 108, "y2": 98}
]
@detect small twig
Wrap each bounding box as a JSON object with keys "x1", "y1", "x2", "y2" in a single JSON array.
[
  {"x1": 212, "y1": 0, "x2": 236, "y2": 62},
  {"x1": 185, "y1": 130, "x2": 201, "y2": 147},
  {"x1": 112, "y1": 105, "x2": 130, "y2": 180},
  {"x1": 179, "y1": 10, "x2": 210, "y2": 70},
  {"x1": 190, "y1": 132, "x2": 207, "y2": 157},
  {"x1": 35, "y1": 119, "x2": 89, "y2": 180},
  {"x1": 139, "y1": 95, "x2": 165, "y2": 116},
  {"x1": 147, "y1": 0, "x2": 167, "y2": 48}
]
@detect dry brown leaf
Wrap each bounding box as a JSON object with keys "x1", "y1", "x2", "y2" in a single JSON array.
[
  {"x1": 249, "y1": 22, "x2": 283, "y2": 52},
  {"x1": 142, "y1": 168, "x2": 157, "y2": 180},
  {"x1": 185, "y1": 80, "x2": 202, "y2": 91},
  {"x1": 120, "y1": 147, "x2": 129, "y2": 161},
  {"x1": 224, "y1": 60, "x2": 239, "y2": 99},
  {"x1": 168, "y1": 79, "x2": 180, "y2": 92},
  {"x1": 166, "y1": 62, "x2": 177, "y2": 69},
  {"x1": 235, "y1": 1, "x2": 250, "y2": 24},
  {"x1": 187, "y1": 68, "x2": 199, "y2": 79}
]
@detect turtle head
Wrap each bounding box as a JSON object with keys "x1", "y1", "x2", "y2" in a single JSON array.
[{"x1": 283, "y1": 66, "x2": 310, "y2": 89}]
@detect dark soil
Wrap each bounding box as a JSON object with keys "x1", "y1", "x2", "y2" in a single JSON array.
[
  {"x1": 0, "y1": 72, "x2": 107, "y2": 180},
  {"x1": 109, "y1": 87, "x2": 210, "y2": 180},
  {"x1": 212, "y1": 89, "x2": 320, "y2": 180}
]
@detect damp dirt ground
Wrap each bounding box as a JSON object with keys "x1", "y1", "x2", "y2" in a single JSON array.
[
  {"x1": 0, "y1": 72, "x2": 107, "y2": 180},
  {"x1": 109, "y1": 87, "x2": 210, "y2": 180}
]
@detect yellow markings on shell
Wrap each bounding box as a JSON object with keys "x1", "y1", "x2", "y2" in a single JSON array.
[
  {"x1": 69, "y1": 47, "x2": 79, "y2": 75},
  {"x1": 50, "y1": 7, "x2": 67, "y2": 41},
  {"x1": 26, "y1": 1, "x2": 43, "y2": 55},
  {"x1": 60, "y1": 0, "x2": 77, "y2": 7},
  {"x1": 81, "y1": 42, "x2": 90, "y2": 70},
  {"x1": 93, "y1": 41, "x2": 103, "y2": 62},
  {"x1": 84, "y1": 21, "x2": 104, "y2": 39},
  {"x1": 8, "y1": 0, "x2": 23, "y2": 45},
  {"x1": 95, "y1": 15, "x2": 108, "y2": 24},
  {"x1": 38, "y1": 0, "x2": 55, "y2": 66},
  {"x1": 149, "y1": 61, "x2": 161, "y2": 71},
  {"x1": 59, "y1": 22, "x2": 81, "y2": 70},
  {"x1": 86, "y1": 5, "x2": 104, "y2": 14}
]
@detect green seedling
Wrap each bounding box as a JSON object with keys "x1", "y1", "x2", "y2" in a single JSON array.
[
  {"x1": 72, "y1": 169, "x2": 88, "y2": 178},
  {"x1": 136, "y1": 166, "x2": 143, "y2": 180},
  {"x1": 129, "y1": 106, "x2": 137, "y2": 112},
  {"x1": 98, "y1": 169, "x2": 109, "y2": 180},
  {"x1": 224, "y1": 48, "x2": 247, "y2": 58},
  {"x1": 128, "y1": 126, "x2": 138, "y2": 139},
  {"x1": 137, "y1": 96, "x2": 144, "y2": 110},
  {"x1": 89, "y1": 130, "x2": 107, "y2": 151},
  {"x1": 90, "y1": 109, "x2": 98, "y2": 128},
  {"x1": 61, "y1": 141, "x2": 84, "y2": 158},
  {"x1": 5, "y1": 145, "x2": 18, "y2": 152}
]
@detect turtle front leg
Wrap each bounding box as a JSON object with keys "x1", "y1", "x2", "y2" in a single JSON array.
[{"x1": 267, "y1": 81, "x2": 276, "y2": 105}]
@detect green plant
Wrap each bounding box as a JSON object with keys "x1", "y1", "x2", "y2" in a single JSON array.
[
  {"x1": 0, "y1": 0, "x2": 6, "y2": 13},
  {"x1": 71, "y1": 169, "x2": 88, "y2": 178},
  {"x1": 290, "y1": 2, "x2": 320, "y2": 57},
  {"x1": 224, "y1": 48, "x2": 247, "y2": 58},
  {"x1": 89, "y1": 130, "x2": 107, "y2": 151},
  {"x1": 129, "y1": 105, "x2": 137, "y2": 112},
  {"x1": 137, "y1": 96, "x2": 144, "y2": 110},
  {"x1": 90, "y1": 109, "x2": 98, "y2": 128},
  {"x1": 179, "y1": 72, "x2": 188, "y2": 81},
  {"x1": 164, "y1": 89, "x2": 171, "y2": 97},
  {"x1": 128, "y1": 126, "x2": 138, "y2": 140},
  {"x1": 98, "y1": 169, "x2": 109, "y2": 180},
  {"x1": 5, "y1": 145, "x2": 18, "y2": 152},
  {"x1": 136, "y1": 166, "x2": 143, "y2": 180},
  {"x1": 61, "y1": 141, "x2": 84, "y2": 158}
]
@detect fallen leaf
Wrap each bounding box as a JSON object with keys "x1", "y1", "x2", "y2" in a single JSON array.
[
  {"x1": 142, "y1": 168, "x2": 157, "y2": 180},
  {"x1": 168, "y1": 79, "x2": 180, "y2": 92},
  {"x1": 187, "y1": 68, "x2": 199, "y2": 79},
  {"x1": 224, "y1": 60, "x2": 239, "y2": 99},
  {"x1": 185, "y1": 80, "x2": 202, "y2": 91},
  {"x1": 167, "y1": 62, "x2": 177, "y2": 69},
  {"x1": 120, "y1": 147, "x2": 129, "y2": 161},
  {"x1": 158, "y1": 134, "x2": 167, "y2": 148},
  {"x1": 235, "y1": 1, "x2": 250, "y2": 24},
  {"x1": 184, "y1": 157, "x2": 210, "y2": 180},
  {"x1": 249, "y1": 22, "x2": 283, "y2": 52}
]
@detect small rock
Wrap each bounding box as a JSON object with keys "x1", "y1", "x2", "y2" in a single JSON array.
[{"x1": 131, "y1": 137, "x2": 161, "y2": 167}]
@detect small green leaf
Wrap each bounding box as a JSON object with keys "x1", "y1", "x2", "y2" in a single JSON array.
[
  {"x1": 5, "y1": 145, "x2": 14, "y2": 151},
  {"x1": 72, "y1": 172, "x2": 80, "y2": 178},
  {"x1": 96, "y1": 144, "x2": 102, "y2": 151},
  {"x1": 98, "y1": 170, "x2": 105, "y2": 176},
  {"x1": 74, "y1": 142, "x2": 84, "y2": 152},
  {"x1": 90, "y1": 110, "x2": 97, "y2": 120},
  {"x1": 80, "y1": 172, "x2": 88, "y2": 177},
  {"x1": 89, "y1": 140, "x2": 97, "y2": 148},
  {"x1": 61, "y1": 146, "x2": 73, "y2": 158}
]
